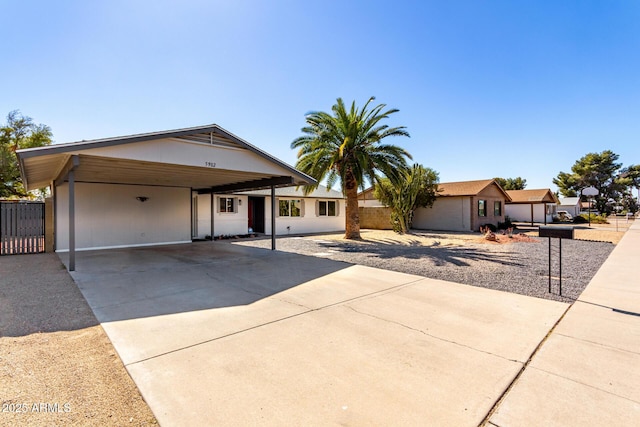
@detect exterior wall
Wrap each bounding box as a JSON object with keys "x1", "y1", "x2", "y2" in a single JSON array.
[
  {"x1": 358, "y1": 199, "x2": 385, "y2": 207},
  {"x1": 212, "y1": 194, "x2": 249, "y2": 236},
  {"x1": 195, "y1": 193, "x2": 212, "y2": 238},
  {"x1": 83, "y1": 138, "x2": 288, "y2": 176},
  {"x1": 505, "y1": 203, "x2": 554, "y2": 223},
  {"x1": 265, "y1": 197, "x2": 344, "y2": 235},
  {"x1": 359, "y1": 207, "x2": 392, "y2": 229},
  {"x1": 412, "y1": 197, "x2": 471, "y2": 231},
  {"x1": 206, "y1": 195, "x2": 345, "y2": 236},
  {"x1": 44, "y1": 197, "x2": 54, "y2": 253},
  {"x1": 470, "y1": 186, "x2": 507, "y2": 231},
  {"x1": 56, "y1": 183, "x2": 191, "y2": 251}
]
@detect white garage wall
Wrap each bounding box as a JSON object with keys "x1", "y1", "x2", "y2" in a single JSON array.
[
  {"x1": 56, "y1": 183, "x2": 191, "y2": 251},
  {"x1": 412, "y1": 197, "x2": 471, "y2": 231},
  {"x1": 505, "y1": 204, "x2": 552, "y2": 223}
]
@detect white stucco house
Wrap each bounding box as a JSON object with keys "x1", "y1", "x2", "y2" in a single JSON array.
[
  {"x1": 505, "y1": 189, "x2": 559, "y2": 225},
  {"x1": 16, "y1": 124, "x2": 318, "y2": 270},
  {"x1": 192, "y1": 185, "x2": 344, "y2": 238}
]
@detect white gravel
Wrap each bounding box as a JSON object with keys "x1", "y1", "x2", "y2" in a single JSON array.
[{"x1": 233, "y1": 233, "x2": 614, "y2": 303}]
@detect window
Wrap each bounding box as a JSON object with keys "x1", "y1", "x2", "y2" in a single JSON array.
[
  {"x1": 318, "y1": 200, "x2": 337, "y2": 216},
  {"x1": 478, "y1": 200, "x2": 487, "y2": 217},
  {"x1": 494, "y1": 201, "x2": 502, "y2": 216},
  {"x1": 219, "y1": 197, "x2": 235, "y2": 213},
  {"x1": 279, "y1": 199, "x2": 301, "y2": 217}
]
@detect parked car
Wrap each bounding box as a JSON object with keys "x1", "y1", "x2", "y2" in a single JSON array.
[{"x1": 556, "y1": 210, "x2": 573, "y2": 221}]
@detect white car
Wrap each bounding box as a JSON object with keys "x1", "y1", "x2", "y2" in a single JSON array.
[{"x1": 556, "y1": 210, "x2": 573, "y2": 221}]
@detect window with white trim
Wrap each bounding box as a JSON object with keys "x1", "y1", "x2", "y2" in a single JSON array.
[
  {"x1": 279, "y1": 199, "x2": 301, "y2": 217},
  {"x1": 318, "y1": 200, "x2": 337, "y2": 216},
  {"x1": 219, "y1": 197, "x2": 236, "y2": 213}
]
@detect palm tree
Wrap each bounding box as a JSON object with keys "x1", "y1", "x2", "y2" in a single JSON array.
[{"x1": 291, "y1": 97, "x2": 411, "y2": 239}]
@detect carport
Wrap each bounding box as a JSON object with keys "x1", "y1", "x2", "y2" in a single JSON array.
[{"x1": 17, "y1": 124, "x2": 315, "y2": 270}]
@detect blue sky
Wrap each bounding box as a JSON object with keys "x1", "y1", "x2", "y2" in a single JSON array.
[{"x1": 2, "y1": 0, "x2": 639, "y2": 190}]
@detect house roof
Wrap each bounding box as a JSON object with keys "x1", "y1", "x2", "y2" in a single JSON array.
[
  {"x1": 358, "y1": 178, "x2": 511, "y2": 200},
  {"x1": 16, "y1": 124, "x2": 316, "y2": 192},
  {"x1": 559, "y1": 197, "x2": 581, "y2": 206},
  {"x1": 506, "y1": 189, "x2": 558, "y2": 204},
  {"x1": 436, "y1": 179, "x2": 509, "y2": 198},
  {"x1": 239, "y1": 185, "x2": 344, "y2": 199}
]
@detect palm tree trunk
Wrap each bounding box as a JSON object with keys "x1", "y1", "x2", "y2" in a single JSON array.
[{"x1": 344, "y1": 171, "x2": 361, "y2": 239}]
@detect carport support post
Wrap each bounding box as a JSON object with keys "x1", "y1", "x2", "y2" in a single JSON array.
[
  {"x1": 271, "y1": 185, "x2": 276, "y2": 250},
  {"x1": 68, "y1": 169, "x2": 76, "y2": 271}
]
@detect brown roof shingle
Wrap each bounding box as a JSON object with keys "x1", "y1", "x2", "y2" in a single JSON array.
[
  {"x1": 506, "y1": 189, "x2": 558, "y2": 204},
  {"x1": 437, "y1": 179, "x2": 497, "y2": 197}
]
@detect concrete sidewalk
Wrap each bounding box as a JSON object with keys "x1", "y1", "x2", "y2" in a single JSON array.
[
  {"x1": 66, "y1": 242, "x2": 568, "y2": 426},
  {"x1": 490, "y1": 220, "x2": 640, "y2": 426}
]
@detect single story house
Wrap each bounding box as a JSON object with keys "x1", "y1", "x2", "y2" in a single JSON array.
[
  {"x1": 359, "y1": 178, "x2": 511, "y2": 232},
  {"x1": 505, "y1": 189, "x2": 559, "y2": 225},
  {"x1": 558, "y1": 197, "x2": 581, "y2": 217},
  {"x1": 16, "y1": 124, "x2": 317, "y2": 270},
  {"x1": 191, "y1": 185, "x2": 344, "y2": 238}
]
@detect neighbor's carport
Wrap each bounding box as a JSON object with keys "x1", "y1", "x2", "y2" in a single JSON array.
[{"x1": 17, "y1": 124, "x2": 315, "y2": 270}]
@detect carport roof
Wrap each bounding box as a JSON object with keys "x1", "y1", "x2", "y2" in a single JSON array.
[{"x1": 17, "y1": 124, "x2": 316, "y2": 192}]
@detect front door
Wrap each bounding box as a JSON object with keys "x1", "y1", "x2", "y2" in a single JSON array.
[{"x1": 248, "y1": 197, "x2": 265, "y2": 233}]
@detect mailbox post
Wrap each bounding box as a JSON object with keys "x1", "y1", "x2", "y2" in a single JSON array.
[{"x1": 539, "y1": 226, "x2": 574, "y2": 296}]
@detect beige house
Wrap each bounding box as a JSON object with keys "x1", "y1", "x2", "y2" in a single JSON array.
[
  {"x1": 359, "y1": 179, "x2": 511, "y2": 232},
  {"x1": 505, "y1": 189, "x2": 559, "y2": 225}
]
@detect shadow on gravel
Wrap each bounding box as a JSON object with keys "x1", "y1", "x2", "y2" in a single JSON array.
[{"x1": 314, "y1": 239, "x2": 525, "y2": 267}]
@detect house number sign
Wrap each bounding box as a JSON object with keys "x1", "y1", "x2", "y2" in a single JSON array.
[{"x1": 205, "y1": 162, "x2": 217, "y2": 168}]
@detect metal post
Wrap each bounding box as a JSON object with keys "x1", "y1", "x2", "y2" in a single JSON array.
[
  {"x1": 271, "y1": 185, "x2": 276, "y2": 250},
  {"x1": 548, "y1": 237, "x2": 552, "y2": 293},
  {"x1": 559, "y1": 237, "x2": 562, "y2": 296},
  {"x1": 210, "y1": 189, "x2": 214, "y2": 239},
  {"x1": 68, "y1": 170, "x2": 76, "y2": 271}
]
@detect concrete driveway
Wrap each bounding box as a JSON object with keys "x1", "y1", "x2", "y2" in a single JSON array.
[{"x1": 63, "y1": 241, "x2": 568, "y2": 426}]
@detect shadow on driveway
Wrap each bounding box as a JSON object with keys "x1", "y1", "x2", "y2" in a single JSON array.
[{"x1": 58, "y1": 241, "x2": 351, "y2": 323}]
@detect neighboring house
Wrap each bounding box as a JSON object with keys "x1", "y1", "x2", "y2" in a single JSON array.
[
  {"x1": 359, "y1": 179, "x2": 511, "y2": 232},
  {"x1": 558, "y1": 197, "x2": 581, "y2": 217},
  {"x1": 193, "y1": 185, "x2": 344, "y2": 238},
  {"x1": 413, "y1": 179, "x2": 510, "y2": 231},
  {"x1": 16, "y1": 124, "x2": 316, "y2": 270},
  {"x1": 505, "y1": 189, "x2": 559, "y2": 225}
]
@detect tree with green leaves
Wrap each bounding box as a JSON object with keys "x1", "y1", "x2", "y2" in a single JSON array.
[
  {"x1": 1, "y1": 111, "x2": 53, "y2": 198},
  {"x1": 374, "y1": 164, "x2": 439, "y2": 233},
  {"x1": 619, "y1": 164, "x2": 640, "y2": 214},
  {"x1": 291, "y1": 97, "x2": 411, "y2": 239},
  {"x1": 494, "y1": 177, "x2": 527, "y2": 190},
  {"x1": 553, "y1": 150, "x2": 626, "y2": 214}
]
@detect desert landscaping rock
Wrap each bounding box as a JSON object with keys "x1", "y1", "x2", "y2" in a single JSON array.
[{"x1": 234, "y1": 229, "x2": 616, "y2": 303}]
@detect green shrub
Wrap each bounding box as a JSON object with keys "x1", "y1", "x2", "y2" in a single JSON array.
[{"x1": 575, "y1": 213, "x2": 608, "y2": 224}]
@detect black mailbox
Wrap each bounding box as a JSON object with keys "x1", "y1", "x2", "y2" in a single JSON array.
[{"x1": 539, "y1": 225, "x2": 574, "y2": 239}]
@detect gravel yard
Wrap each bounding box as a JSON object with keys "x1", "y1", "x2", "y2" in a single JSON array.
[
  {"x1": 0, "y1": 254, "x2": 156, "y2": 426},
  {"x1": 234, "y1": 227, "x2": 619, "y2": 303}
]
